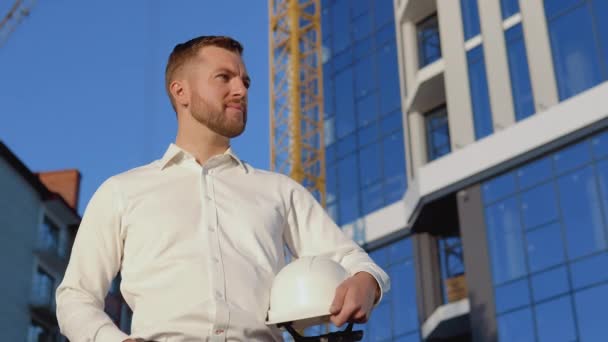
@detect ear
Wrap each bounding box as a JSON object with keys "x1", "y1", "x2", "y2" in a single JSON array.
[{"x1": 170, "y1": 80, "x2": 190, "y2": 107}]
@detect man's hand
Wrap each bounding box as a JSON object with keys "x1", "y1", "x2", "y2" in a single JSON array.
[{"x1": 329, "y1": 272, "x2": 380, "y2": 327}]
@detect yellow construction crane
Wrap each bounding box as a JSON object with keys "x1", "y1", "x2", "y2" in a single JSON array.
[
  {"x1": 0, "y1": 0, "x2": 36, "y2": 48},
  {"x1": 269, "y1": 0, "x2": 326, "y2": 206}
]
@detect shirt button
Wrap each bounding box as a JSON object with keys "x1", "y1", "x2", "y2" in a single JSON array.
[{"x1": 215, "y1": 329, "x2": 224, "y2": 335}]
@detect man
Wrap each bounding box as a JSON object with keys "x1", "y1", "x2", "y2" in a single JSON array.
[{"x1": 56, "y1": 36, "x2": 390, "y2": 342}]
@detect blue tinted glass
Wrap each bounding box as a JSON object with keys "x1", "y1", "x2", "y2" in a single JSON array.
[
  {"x1": 325, "y1": 116, "x2": 336, "y2": 146},
  {"x1": 377, "y1": 23, "x2": 397, "y2": 47},
  {"x1": 334, "y1": 69, "x2": 356, "y2": 138},
  {"x1": 485, "y1": 197, "x2": 527, "y2": 284},
  {"x1": 482, "y1": 172, "x2": 517, "y2": 204},
  {"x1": 381, "y1": 110, "x2": 403, "y2": 135},
  {"x1": 362, "y1": 183, "x2": 384, "y2": 214},
  {"x1": 500, "y1": 0, "x2": 519, "y2": 19},
  {"x1": 383, "y1": 131, "x2": 406, "y2": 178},
  {"x1": 497, "y1": 308, "x2": 535, "y2": 342},
  {"x1": 535, "y1": 296, "x2": 576, "y2": 342},
  {"x1": 426, "y1": 106, "x2": 451, "y2": 161},
  {"x1": 544, "y1": 0, "x2": 585, "y2": 19},
  {"x1": 557, "y1": 166, "x2": 607, "y2": 259},
  {"x1": 467, "y1": 46, "x2": 494, "y2": 140},
  {"x1": 370, "y1": 247, "x2": 389, "y2": 267},
  {"x1": 553, "y1": 140, "x2": 592, "y2": 174},
  {"x1": 530, "y1": 266, "x2": 570, "y2": 303},
  {"x1": 384, "y1": 173, "x2": 407, "y2": 204},
  {"x1": 521, "y1": 183, "x2": 559, "y2": 229},
  {"x1": 333, "y1": 48, "x2": 353, "y2": 71},
  {"x1": 389, "y1": 238, "x2": 413, "y2": 263},
  {"x1": 326, "y1": 144, "x2": 336, "y2": 164},
  {"x1": 597, "y1": 160, "x2": 608, "y2": 226},
  {"x1": 591, "y1": 131, "x2": 608, "y2": 160},
  {"x1": 336, "y1": 134, "x2": 357, "y2": 158},
  {"x1": 595, "y1": 0, "x2": 608, "y2": 76},
  {"x1": 574, "y1": 283, "x2": 608, "y2": 342},
  {"x1": 326, "y1": 164, "x2": 338, "y2": 203},
  {"x1": 332, "y1": 0, "x2": 351, "y2": 53},
  {"x1": 351, "y1": 0, "x2": 370, "y2": 18},
  {"x1": 517, "y1": 157, "x2": 552, "y2": 189},
  {"x1": 571, "y1": 252, "x2": 608, "y2": 290},
  {"x1": 505, "y1": 24, "x2": 536, "y2": 121},
  {"x1": 374, "y1": 0, "x2": 394, "y2": 28},
  {"x1": 367, "y1": 302, "x2": 391, "y2": 341},
  {"x1": 377, "y1": 43, "x2": 401, "y2": 115},
  {"x1": 390, "y1": 261, "x2": 418, "y2": 335},
  {"x1": 526, "y1": 222, "x2": 565, "y2": 273},
  {"x1": 337, "y1": 154, "x2": 360, "y2": 224},
  {"x1": 460, "y1": 0, "x2": 481, "y2": 40},
  {"x1": 324, "y1": 73, "x2": 335, "y2": 116},
  {"x1": 394, "y1": 333, "x2": 420, "y2": 342},
  {"x1": 322, "y1": 7, "x2": 332, "y2": 40},
  {"x1": 357, "y1": 92, "x2": 379, "y2": 128},
  {"x1": 359, "y1": 142, "x2": 382, "y2": 187},
  {"x1": 417, "y1": 14, "x2": 442, "y2": 68},
  {"x1": 547, "y1": 4, "x2": 603, "y2": 100},
  {"x1": 494, "y1": 279, "x2": 531, "y2": 313},
  {"x1": 353, "y1": 36, "x2": 373, "y2": 60},
  {"x1": 354, "y1": 56, "x2": 375, "y2": 98},
  {"x1": 358, "y1": 121, "x2": 379, "y2": 146},
  {"x1": 353, "y1": 12, "x2": 373, "y2": 41}
]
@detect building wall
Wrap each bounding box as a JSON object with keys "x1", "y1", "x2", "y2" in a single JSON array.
[{"x1": 0, "y1": 157, "x2": 42, "y2": 341}]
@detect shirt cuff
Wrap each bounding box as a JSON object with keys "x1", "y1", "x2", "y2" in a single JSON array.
[{"x1": 95, "y1": 323, "x2": 129, "y2": 342}]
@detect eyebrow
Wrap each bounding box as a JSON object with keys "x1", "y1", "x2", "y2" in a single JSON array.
[{"x1": 215, "y1": 67, "x2": 251, "y2": 85}]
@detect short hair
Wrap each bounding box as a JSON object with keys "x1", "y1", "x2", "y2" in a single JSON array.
[{"x1": 165, "y1": 35, "x2": 244, "y2": 111}]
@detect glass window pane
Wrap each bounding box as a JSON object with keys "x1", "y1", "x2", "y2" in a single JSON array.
[
  {"x1": 574, "y1": 283, "x2": 608, "y2": 342},
  {"x1": 497, "y1": 308, "x2": 535, "y2": 342},
  {"x1": 595, "y1": 0, "x2": 608, "y2": 76},
  {"x1": 384, "y1": 174, "x2": 407, "y2": 204},
  {"x1": 354, "y1": 55, "x2": 375, "y2": 98},
  {"x1": 485, "y1": 197, "x2": 526, "y2": 284},
  {"x1": 505, "y1": 24, "x2": 535, "y2": 121},
  {"x1": 357, "y1": 92, "x2": 378, "y2": 128},
  {"x1": 359, "y1": 142, "x2": 382, "y2": 187},
  {"x1": 377, "y1": 43, "x2": 401, "y2": 115},
  {"x1": 353, "y1": 36, "x2": 373, "y2": 60},
  {"x1": 460, "y1": 0, "x2": 481, "y2": 40},
  {"x1": 417, "y1": 14, "x2": 442, "y2": 68},
  {"x1": 389, "y1": 238, "x2": 413, "y2": 263},
  {"x1": 337, "y1": 154, "x2": 360, "y2": 224},
  {"x1": 334, "y1": 68, "x2": 356, "y2": 138},
  {"x1": 482, "y1": 172, "x2": 517, "y2": 204},
  {"x1": 377, "y1": 23, "x2": 396, "y2": 47},
  {"x1": 390, "y1": 261, "x2": 418, "y2": 336},
  {"x1": 570, "y1": 252, "x2": 608, "y2": 290},
  {"x1": 534, "y1": 296, "x2": 576, "y2": 342},
  {"x1": 370, "y1": 247, "x2": 389, "y2": 267},
  {"x1": 362, "y1": 183, "x2": 384, "y2": 215},
  {"x1": 351, "y1": 0, "x2": 370, "y2": 18},
  {"x1": 367, "y1": 302, "x2": 391, "y2": 341},
  {"x1": 552, "y1": 140, "x2": 592, "y2": 174},
  {"x1": 494, "y1": 279, "x2": 531, "y2": 313},
  {"x1": 546, "y1": 4, "x2": 603, "y2": 100},
  {"x1": 353, "y1": 12, "x2": 373, "y2": 41},
  {"x1": 337, "y1": 134, "x2": 357, "y2": 158},
  {"x1": 374, "y1": 0, "x2": 394, "y2": 28},
  {"x1": 500, "y1": 0, "x2": 519, "y2": 19},
  {"x1": 381, "y1": 110, "x2": 402, "y2": 135},
  {"x1": 544, "y1": 0, "x2": 583, "y2": 19},
  {"x1": 333, "y1": 47, "x2": 353, "y2": 72},
  {"x1": 597, "y1": 159, "x2": 608, "y2": 230},
  {"x1": 332, "y1": 0, "x2": 351, "y2": 53},
  {"x1": 526, "y1": 222, "x2": 565, "y2": 273},
  {"x1": 516, "y1": 157, "x2": 553, "y2": 189},
  {"x1": 591, "y1": 131, "x2": 608, "y2": 160},
  {"x1": 467, "y1": 45, "x2": 494, "y2": 140},
  {"x1": 530, "y1": 266, "x2": 569, "y2": 303},
  {"x1": 557, "y1": 166, "x2": 607, "y2": 259},
  {"x1": 358, "y1": 121, "x2": 379, "y2": 146},
  {"x1": 520, "y1": 183, "x2": 559, "y2": 229},
  {"x1": 326, "y1": 164, "x2": 338, "y2": 203}
]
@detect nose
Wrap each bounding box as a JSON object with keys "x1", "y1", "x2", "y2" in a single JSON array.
[{"x1": 231, "y1": 77, "x2": 248, "y2": 98}]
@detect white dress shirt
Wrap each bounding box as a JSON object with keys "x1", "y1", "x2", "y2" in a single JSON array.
[{"x1": 56, "y1": 144, "x2": 390, "y2": 342}]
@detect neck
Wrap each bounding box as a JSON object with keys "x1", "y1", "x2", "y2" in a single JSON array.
[{"x1": 175, "y1": 113, "x2": 230, "y2": 166}]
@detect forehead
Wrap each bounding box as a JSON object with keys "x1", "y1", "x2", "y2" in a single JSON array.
[{"x1": 196, "y1": 46, "x2": 247, "y2": 72}]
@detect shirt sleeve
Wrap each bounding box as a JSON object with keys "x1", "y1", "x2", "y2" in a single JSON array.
[
  {"x1": 55, "y1": 177, "x2": 129, "y2": 342},
  {"x1": 282, "y1": 177, "x2": 390, "y2": 302}
]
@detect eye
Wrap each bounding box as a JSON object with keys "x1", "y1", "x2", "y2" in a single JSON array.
[
  {"x1": 217, "y1": 74, "x2": 230, "y2": 82},
  {"x1": 243, "y1": 79, "x2": 251, "y2": 89}
]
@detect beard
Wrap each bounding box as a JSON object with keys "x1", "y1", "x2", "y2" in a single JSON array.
[{"x1": 189, "y1": 93, "x2": 247, "y2": 138}]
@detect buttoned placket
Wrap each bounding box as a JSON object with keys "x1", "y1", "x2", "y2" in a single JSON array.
[{"x1": 200, "y1": 161, "x2": 230, "y2": 341}]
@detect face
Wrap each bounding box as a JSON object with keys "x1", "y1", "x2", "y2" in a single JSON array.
[{"x1": 183, "y1": 46, "x2": 250, "y2": 138}]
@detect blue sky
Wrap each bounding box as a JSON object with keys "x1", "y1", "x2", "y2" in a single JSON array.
[{"x1": 0, "y1": 1, "x2": 269, "y2": 213}]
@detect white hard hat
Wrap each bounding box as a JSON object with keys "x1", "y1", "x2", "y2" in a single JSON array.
[{"x1": 266, "y1": 256, "x2": 348, "y2": 329}]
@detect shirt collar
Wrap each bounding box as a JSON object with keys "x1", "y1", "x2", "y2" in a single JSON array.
[{"x1": 159, "y1": 143, "x2": 247, "y2": 173}]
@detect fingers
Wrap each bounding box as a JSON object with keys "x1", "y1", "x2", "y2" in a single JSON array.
[{"x1": 330, "y1": 281, "x2": 348, "y2": 315}]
